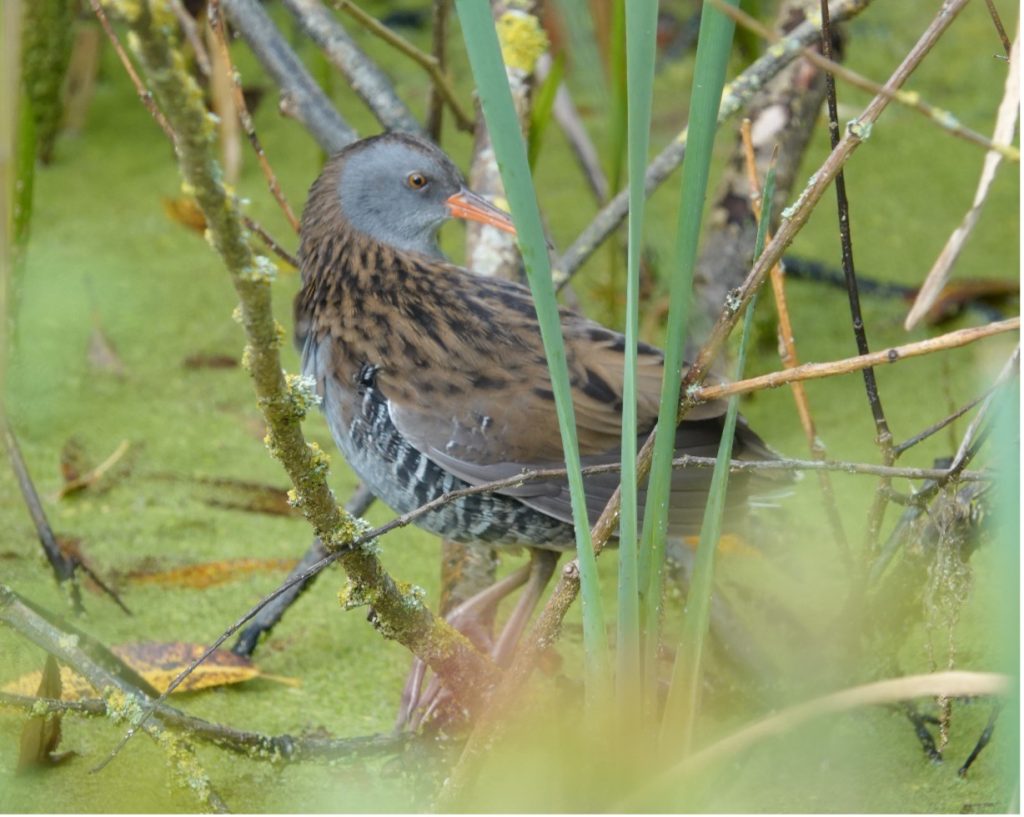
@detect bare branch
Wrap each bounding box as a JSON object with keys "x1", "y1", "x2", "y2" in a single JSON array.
[
  {"x1": 282, "y1": 0, "x2": 423, "y2": 135},
  {"x1": 694, "y1": 319, "x2": 1019, "y2": 403},
  {"x1": 87, "y1": 0, "x2": 176, "y2": 145},
  {"x1": 904, "y1": 32, "x2": 1020, "y2": 329},
  {"x1": 0, "y1": 691, "x2": 409, "y2": 762},
  {"x1": 712, "y1": 0, "x2": 1020, "y2": 161},
  {"x1": 221, "y1": 0, "x2": 356, "y2": 153},
  {"x1": 983, "y1": 0, "x2": 1014, "y2": 57},
  {"x1": 0, "y1": 587, "x2": 228, "y2": 811},
  {"x1": 4, "y1": 420, "x2": 82, "y2": 612},
  {"x1": 242, "y1": 215, "x2": 299, "y2": 269},
  {"x1": 209, "y1": 0, "x2": 301, "y2": 232}
]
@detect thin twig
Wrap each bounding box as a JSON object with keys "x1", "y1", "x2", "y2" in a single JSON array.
[
  {"x1": 694, "y1": 319, "x2": 1018, "y2": 402},
  {"x1": 947, "y1": 345, "x2": 1019, "y2": 476},
  {"x1": 242, "y1": 215, "x2": 299, "y2": 269},
  {"x1": 819, "y1": 0, "x2": 895, "y2": 566},
  {"x1": 892, "y1": 390, "x2": 989, "y2": 457},
  {"x1": 426, "y1": 0, "x2": 451, "y2": 141},
  {"x1": 4, "y1": 421, "x2": 82, "y2": 612},
  {"x1": 983, "y1": 0, "x2": 1013, "y2": 57},
  {"x1": 738, "y1": 118, "x2": 850, "y2": 568},
  {"x1": 904, "y1": 31, "x2": 1020, "y2": 330},
  {"x1": 711, "y1": 0, "x2": 1020, "y2": 161},
  {"x1": 209, "y1": 0, "x2": 300, "y2": 233},
  {"x1": 86, "y1": 0, "x2": 177, "y2": 145},
  {"x1": 95, "y1": 0, "x2": 300, "y2": 273},
  {"x1": 332, "y1": 0, "x2": 474, "y2": 132},
  {"x1": 0, "y1": 692, "x2": 410, "y2": 762}
]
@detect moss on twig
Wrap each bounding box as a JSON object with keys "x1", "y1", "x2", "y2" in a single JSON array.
[{"x1": 106, "y1": 0, "x2": 497, "y2": 704}]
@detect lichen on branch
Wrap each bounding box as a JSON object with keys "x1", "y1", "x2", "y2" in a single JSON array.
[{"x1": 104, "y1": 0, "x2": 497, "y2": 702}]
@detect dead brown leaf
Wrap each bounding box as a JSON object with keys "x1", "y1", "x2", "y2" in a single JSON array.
[
  {"x1": 59, "y1": 437, "x2": 88, "y2": 485},
  {"x1": 680, "y1": 533, "x2": 760, "y2": 557},
  {"x1": 55, "y1": 439, "x2": 131, "y2": 499},
  {"x1": 922, "y1": 278, "x2": 1019, "y2": 326},
  {"x1": 124, "y1": 557, "x2": 298, "y2": 589},
  {"x1": 3, "y1": 642, "x2": 297, "y2": 701},
  {"x1": 183, "y1": 352, "x2": 238, "y2": 369},
  {"x1": 16, "y1": 656, "x2": 75, "y2": 772}
]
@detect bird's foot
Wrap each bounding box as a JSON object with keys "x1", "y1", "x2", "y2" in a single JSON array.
[{"x1": 395, "y1": 549, "x2": 560, "y2": 733}]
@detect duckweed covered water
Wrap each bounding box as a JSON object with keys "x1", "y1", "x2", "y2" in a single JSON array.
[{"x1": 1, "y1": 1, "x2": 1017, "y2": 811}]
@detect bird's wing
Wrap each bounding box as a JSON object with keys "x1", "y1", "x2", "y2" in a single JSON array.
[{"x1": 373, "y1": 273, "x2": 778, "y2": 534}]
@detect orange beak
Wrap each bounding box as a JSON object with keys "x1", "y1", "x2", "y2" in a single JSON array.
[{"x1": 446, "y1": 189, "x2": 517, "y2": 235}]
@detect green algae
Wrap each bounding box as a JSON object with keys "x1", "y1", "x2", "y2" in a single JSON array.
[{"x1": 0, "y1": 1, "x2": 1017, "y2": 811}]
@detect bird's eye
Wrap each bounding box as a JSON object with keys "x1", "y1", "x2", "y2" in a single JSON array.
[{"x1": 406, "y1": 173, "x2": 428, "y2": 190}]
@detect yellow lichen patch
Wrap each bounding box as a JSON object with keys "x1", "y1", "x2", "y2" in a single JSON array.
[
  {"x1": 104, "y1": 0, "x2": 142, "y2": 23},
  {"x1": 496, "y1": 11, "x2": 548, "y2": 74},
  {"x1": 163, "y1": 196, "x2": 207, "y2": 234}
]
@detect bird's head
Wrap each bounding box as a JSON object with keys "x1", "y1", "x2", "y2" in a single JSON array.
[{"x1": 308, "y1": 133, "x2": 516, "y2": 258}]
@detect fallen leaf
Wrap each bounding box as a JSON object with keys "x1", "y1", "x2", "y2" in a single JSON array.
[
  {"x1": 87, "y1": 326, "x2": 126, "y2": 377},
  {"x1": 921, "y1": 279, "x2": 1019, "y2": 326},
  {"x1": 163, "y1": 195, "x2": 206, "y2": 234},
  {"x1": 680, "y1": 533, "x2": 760, "y2": 557},
  {"x1": 17, "y1": 656, "x2": 75, "y2": 772},
  {"x1": 55, "y1": 439, "x2": 131, "y2": 499},
  {"x1": 3, "y1": 642, "x2": 297, "y2": 701},
  {"x1": 59, "y1": 437, "x2": 88, "y2": 485},
  {"x1": 124, "y1": 557, "x2": 297, "y2": 589},
  {"x1": 183, "y1": 352, "x2": 238, "y2": 369},
  {"x1": 195, "y1": 476, "x2": 300, "y2": 518}
]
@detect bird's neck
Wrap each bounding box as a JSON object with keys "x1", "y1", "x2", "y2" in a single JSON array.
[{"x1": 297, "y1": 220, "x2": 461, "y2": 320}]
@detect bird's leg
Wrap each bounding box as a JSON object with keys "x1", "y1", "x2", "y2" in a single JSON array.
[
  {"x1": 492, "y1": 548, "x2": 560, "y2": 667},
  {"x1": 395, "y1": 561, "x2": 532, "y2": 730},
  {"x1": 411, "y1": 549, "x2": 561, "y2": 731}
]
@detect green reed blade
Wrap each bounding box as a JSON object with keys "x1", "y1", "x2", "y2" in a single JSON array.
[
  {"x1": 616, "y1": 0, "x2": 659, "y2": 718},
  {"x1": 637, "y1": 0, "x2": 739, "y2": 711},
  {"x1": 454, "y1": 0, "x2": 610, "y2": 704},
  {"x1": 660, "y1": 162, "x2": 777, "y2": 754},
  {"x1": 528, "y1": 53, "x2": 564, "y2": 168}
]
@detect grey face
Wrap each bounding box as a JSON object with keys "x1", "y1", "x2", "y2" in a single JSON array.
[{"x1": 338, "y1": 134, "x2": 465, "y2": 257}]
